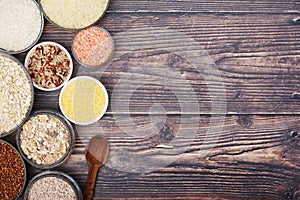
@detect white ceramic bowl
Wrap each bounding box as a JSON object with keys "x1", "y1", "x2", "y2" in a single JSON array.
[
  {"x1": 25, "y1": 41, "x2": 73, "y2": 92},
  {"x1": 59, "y1": 76, "x2": 109, "y2": 125}
]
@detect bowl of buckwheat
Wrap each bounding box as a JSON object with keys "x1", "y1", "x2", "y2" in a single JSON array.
[
  {"x1": 16, "y1": 110, "x2": 75, "y2": 169},
  {"x1": 0, "y1": 140, "x2": 27, "y2": 200}
]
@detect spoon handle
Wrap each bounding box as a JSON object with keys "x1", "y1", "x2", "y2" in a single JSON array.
[{"x1": 83, "y1": 164, "x2": 101, "y2": 200}]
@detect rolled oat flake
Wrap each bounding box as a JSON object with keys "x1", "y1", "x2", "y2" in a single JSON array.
[
  {"x1": 0, "y1": 54, "x2": 32, "y2": 136},
  {"x1": 0, "y1": 0, "x2": 43, "y2": 53}
]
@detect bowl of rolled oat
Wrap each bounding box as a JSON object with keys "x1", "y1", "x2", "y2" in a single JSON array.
[
  {"x1": 16, "y1": 110, "x2": 75, "y2": 169},
  {"x1": 0, "y1": 52, "x2": 34, "y2": 138},
  {"x1": 24, "y1": 170, "x2": 82, "y2": 200},
  {"x1": 24, "y1": 41, "x2": 73, "y2": 91}
]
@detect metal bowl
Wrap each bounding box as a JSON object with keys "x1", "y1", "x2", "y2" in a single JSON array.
[
  {"x1": 16, "y1": 110, "x2": 75, "y2": 169},
  {"x1": 0, "y1": 0, "x2": 44, "y2": 54},
  {"x1": 24, "y1": 170, "x2": 83, "y2": 200},
  {"x1": 0, "y1": 139, "x2": 27, "y2": 200},
  {"x1": 0, "y1": 52, "x2": 34, "y2": 138},
  {"x1": 38, "y1": 0, "x2": 110, "y2": 31}
]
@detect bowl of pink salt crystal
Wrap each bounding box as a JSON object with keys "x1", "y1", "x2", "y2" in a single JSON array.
[{"x1": 72, "y1": 26, "x2": 114, "y2": 67}]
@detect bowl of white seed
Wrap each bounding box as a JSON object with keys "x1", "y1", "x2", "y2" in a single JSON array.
[
  {"x1": 0, "y1": 52, "x2": 34, "y2": 138},
  {"x1": 16, "y1": 110, "x2": 75, "y2": 169},
  {"x1": 24, "y1": 170, "x2": 82, "y2": 200},
  {"x1": 0, "y1": 0, "x2": 44, "y2": 54}
]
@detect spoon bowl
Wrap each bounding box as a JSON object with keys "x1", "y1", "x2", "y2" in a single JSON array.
[
  {"x1": 85, "y1": 136, "x2": 109, "y2": 165},
  {"x1": 83, "y1": 136, "x2": 109, "y2": 200}
]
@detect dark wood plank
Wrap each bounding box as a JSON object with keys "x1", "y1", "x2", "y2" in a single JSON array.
[
  {"x1": 15, "y1": 13, "x2": 300, "y2": 114},
  {"x1": 5, "y1": 114, "x2": 299, "y2": 199},
  {"x1": 4, "y1": 1, "x2": 300, "y2": 200},
  {"x1": 107, "y1": 0, "x2": 300, "y2": 14}
]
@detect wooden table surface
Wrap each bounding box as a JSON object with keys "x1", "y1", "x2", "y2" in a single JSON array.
[{"x1": 4, "y1": 0, "x2": 300, "y2": 199}]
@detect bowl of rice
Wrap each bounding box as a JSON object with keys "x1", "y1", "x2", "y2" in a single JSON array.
[{"x1": 0, "y1": 0, "x2": 44, "y2": 54}]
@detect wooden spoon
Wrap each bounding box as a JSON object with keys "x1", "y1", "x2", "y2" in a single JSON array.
[{"x1": 83, "y1": 136, "x2": 109, "y2": 200}]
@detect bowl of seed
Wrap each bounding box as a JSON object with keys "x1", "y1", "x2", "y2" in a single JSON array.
[
  {"x1": 0, "y1": 140, "x2": 26, "y2": 200},
  {"x1": 39, "y1": 0, "x2": 109, "y2": 30},
  {"x1": 0, "y1": 0, "x2": 44, "y2": 54},
  {"x1": 0, "y1": 52, "x2": 34, "y2": 138},
  {"x1": 25, "y1": 41, "x2": 73, "y2": 91},
  {"x1": 24, "y1": 170, "x2": 82, "y2": 200},
  {"x1": 16, "y1": 110, "x2": 75, "y2": 169}
]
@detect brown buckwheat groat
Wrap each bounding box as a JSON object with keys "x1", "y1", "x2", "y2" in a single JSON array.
[{"x1": 0, "y1": 141, "x2": 25, "y2": 200}]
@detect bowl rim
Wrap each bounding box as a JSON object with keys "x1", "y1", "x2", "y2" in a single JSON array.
[
  {"x1": 0, "y1": 0, "x2": 44, "y2": 54},
  {"x1": 23, "y1": 170, "x2": 83, "y2": 200},
  {"x1": 16, "y1": 109, "x2": 75, "y2": 169},
  {"x1": 24, "y1": 41, "x2": 74, "y2": 92},
  {"x1": 0, "y1": 139, "x2": 27, "y2": 200},
  {"x1": 71, "y1": 26, "x2": 115, "y2": 68},
  {"x1": 59, "y1": 76, "x2": 109, "y2": 125},
  {"x1": 38, "y1": 0, "x2": 110, "y2": 31},
  {"x1": 0, "y1": 52, "x2": 34, "y2": 138}
]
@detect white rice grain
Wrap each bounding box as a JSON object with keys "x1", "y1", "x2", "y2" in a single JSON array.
[{"x1": 0, "y1": 0, "x2": 42, "y2": 52}]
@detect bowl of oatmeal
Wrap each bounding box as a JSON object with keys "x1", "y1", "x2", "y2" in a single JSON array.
[
  {"x1": 16, "y1": 110, "x2": 74, "y2": 169},
  {"x1": 25, "y1": 42, "x2": 73, "y2": 91},
  {"x1": 0, "y1": 52, "x2": 34, "y2": 137}
]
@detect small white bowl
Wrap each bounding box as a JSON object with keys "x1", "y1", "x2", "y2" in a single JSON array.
[
  {"x1": 25, "y1": 41, "x2": 73, "y2": 92},
  {"x1": 59, "y1": 76, "x2": 109, "y2": 125}
]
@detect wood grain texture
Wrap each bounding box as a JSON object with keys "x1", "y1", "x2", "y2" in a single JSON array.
[
  {"x1": 107, "y1": 0, "x2": 300, "y2": 14},
  {"x1": 5, "y1": 115, "x2": 299, "y2": 199},
  {"x1": 15, "y1": 13, "x2": 300, "y2": 114},
  {"x1": 7, "y1": 1, "x2": 300, "y2": 199}
]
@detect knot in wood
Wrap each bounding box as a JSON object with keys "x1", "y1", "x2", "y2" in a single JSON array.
[
  {"x1": 237, "y1": 115, "x2": 253, "y2": 128},
  {"x1": 234, "y1": 90, "x2": 243, "y2": 99},
  {"x1": 289, "y1": 131, "x2": 299, "y2": 138},
  {"x1": 291, "y1": 93, "x2": 300, "y2": 99},
  {"x1": 160, "y1": 124, "x2": 174, "y2": 141},
  {"x1": 283, "y1": 186, "x2": 294, "y2": 200},
  {"x1": 282, "y1": 184, "x2": 300, "y2": 200},
  {"x1": 292, "y1": 17, "x2": 300, "y2": 25},
  {"x1": 294, "y1": 191, "x2": 300, "y2": 200},
  {"x1": 284, "y1": 191, "x2": 293, "y2": 200}
]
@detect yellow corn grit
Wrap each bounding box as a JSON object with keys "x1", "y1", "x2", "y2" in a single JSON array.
[{"x1": 60, "y1": 77, "x2": 107, "y2": 124}]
